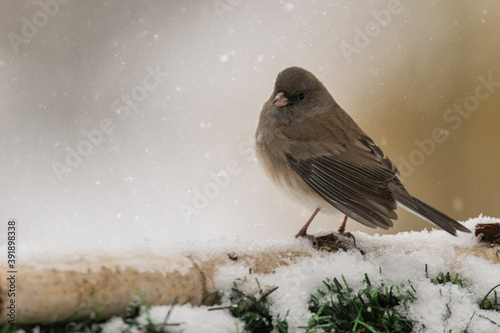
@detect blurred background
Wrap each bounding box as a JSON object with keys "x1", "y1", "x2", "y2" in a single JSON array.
[{"x1": 0, "y1": 0, "x2": 499, "y2": 249}]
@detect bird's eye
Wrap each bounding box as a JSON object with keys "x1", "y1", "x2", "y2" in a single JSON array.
[{"x1": 298, "y1": 93, "x2": 305, "y2": 100}]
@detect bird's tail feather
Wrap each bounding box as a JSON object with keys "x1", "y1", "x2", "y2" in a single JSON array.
[{"x1": 393, "y1": 190, "x2": 471, "y2": 236}]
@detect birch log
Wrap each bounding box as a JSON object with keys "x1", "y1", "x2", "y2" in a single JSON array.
[{"x1": 0, "y1": 229, "x2": 498, "y2": 325}]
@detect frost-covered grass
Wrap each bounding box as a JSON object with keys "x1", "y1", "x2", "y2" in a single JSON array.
[
  {"x1": 306, "y1": 274, "x2": 415, "y2": 332},
  {"x1": 3, "y1": 216, "x2": 500, "y2": 333},
  {"x1": 4, "y1": 270, "x2": 499, "y2": 333}
]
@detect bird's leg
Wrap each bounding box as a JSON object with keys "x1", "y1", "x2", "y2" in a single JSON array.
[
  {"x1": 295, "y1": 207, "x2": 321, "y2": 238},
  {"x1": 336, "y1": 215, "x2": 356, "y2": 245},
  {"x1": 297, "y1": 211, "x2": 356, "y2": 252},
  {"x1": 337, "y1": 215, "x2": 348, "y2": 234}
]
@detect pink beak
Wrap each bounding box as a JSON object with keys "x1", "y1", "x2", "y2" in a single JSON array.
[{"x1": 273, "y1": 92, "x2": 288, "y2": 107}]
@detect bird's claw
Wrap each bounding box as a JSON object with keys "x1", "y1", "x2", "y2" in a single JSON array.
[{"x1": 296, "y1": 232, "x2": 356, "y2": 252}]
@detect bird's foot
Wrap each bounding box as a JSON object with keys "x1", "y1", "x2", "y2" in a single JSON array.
[
  {"x1": 337, "y1": 230, "x2": 356, "y2": 247},
  {"x1": 296, "y1": 232, "x2": 355, "y2": 252},
  {"x1": 295, "y1": 213, "x2": 357, "y2": 252},
  {"x1": 314, "y1": 233, "x2": 343, "y2": 252},
  {"x1": 336, "y1": 215, "x2": 355, "y2": 246},
  {"x1": 316, "y1": 231, "x2": 357, "y2": 251}
]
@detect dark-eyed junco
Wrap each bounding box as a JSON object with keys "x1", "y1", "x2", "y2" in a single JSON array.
[{"x1": 255, "y1": 66, "x2": 471, "y2": 237}]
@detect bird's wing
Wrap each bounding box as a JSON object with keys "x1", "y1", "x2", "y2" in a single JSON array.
[
  {"x1": 285, "y1": 109, "x2": 398, "y2": 229},
  {"x1": 285, "y1": 143, "x2": 398, "y2": 229},
  {"x1": 359, "y1": 135, "x2": 400, "y2": 175}
]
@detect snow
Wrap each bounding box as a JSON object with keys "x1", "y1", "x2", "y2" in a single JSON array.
[
  {"x1": 101, "y1": 305, "x2": 243, "y2": 333},
  {"x1": 11, "y1": 216, "x2": 498, "y2": 332},
  {"x1": 213, "y1": 217, "x2": 499, "y2": 332},
  {"x1": 207, "y1": 218, "x2": 500, "y2": 332},
  {"x1": 184, "y1": 216, "x2": 497, "y2": 332}
]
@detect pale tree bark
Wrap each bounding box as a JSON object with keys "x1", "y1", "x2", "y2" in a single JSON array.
[{"x1": 1, "y1": 231, "x2": 498, "y2": 325}]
